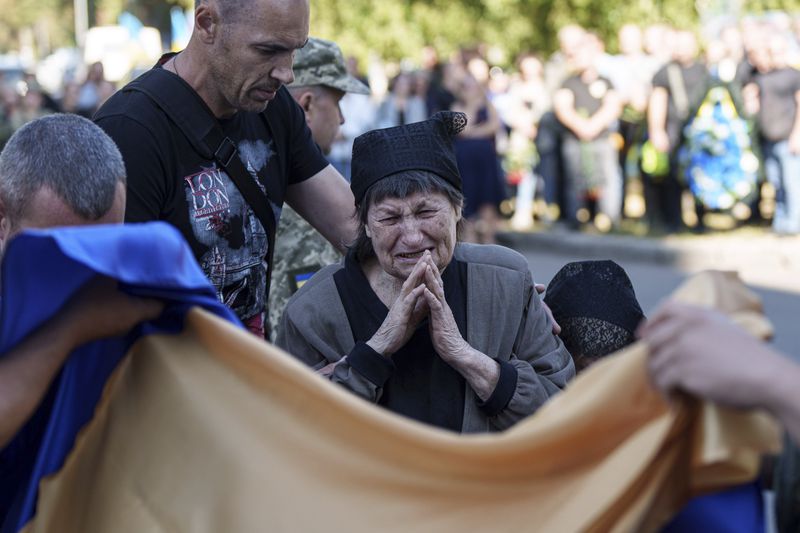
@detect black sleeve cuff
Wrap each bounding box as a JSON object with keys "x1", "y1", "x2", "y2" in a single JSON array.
[
  {"x1": 477, "y1": 360, "x2": 518, "y2": 417},
  {"x1": 347, "y1": 341, "x2": 395, "y2": 387}
]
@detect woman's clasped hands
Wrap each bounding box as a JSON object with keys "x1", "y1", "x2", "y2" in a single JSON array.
[{"x1": 366, "y1": 250, "x2": 467, "y2": 361}]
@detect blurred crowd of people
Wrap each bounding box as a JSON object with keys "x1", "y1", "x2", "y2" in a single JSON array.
[
  {"x1": 330, "y1": 13, "x2": 800, "y2": 240},
  {"x1": 6, "y1": 13, "x2": 800, "y2": 240},
  {"x1": 0, "y1": 2, "x2": 797, "y2": 528},
  {"x1": 0, "y1": 61, "x2": 115, "y2": 148}
]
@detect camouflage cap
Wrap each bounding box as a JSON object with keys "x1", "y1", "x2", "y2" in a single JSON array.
[{"x1": 290, "y1": 38, "x2": 370, "y2": 95}]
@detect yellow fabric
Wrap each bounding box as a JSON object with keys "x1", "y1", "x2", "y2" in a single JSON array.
[{"x1": 25, "y1": 271, "x2": 780, "y2": 533}]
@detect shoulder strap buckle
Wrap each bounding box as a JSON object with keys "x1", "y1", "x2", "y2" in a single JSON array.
[{"x1": 214, "y1": 137, "x2": 237, "y2": 167}]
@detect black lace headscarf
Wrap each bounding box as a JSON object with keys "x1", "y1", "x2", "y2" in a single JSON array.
[{"x1": 544, "y1": 260, "x2": 645, "y2": 372}]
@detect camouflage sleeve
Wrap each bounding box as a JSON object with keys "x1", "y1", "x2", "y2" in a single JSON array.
[{"x1": 269, "y1": 206, "x2": 342, "y2": 341}]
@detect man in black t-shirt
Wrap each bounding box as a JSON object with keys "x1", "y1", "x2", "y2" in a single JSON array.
[
  {"x1": 648, "y1": 30, "x2": 710, "y2": 233},
  {"x1": 95, "y1": 0, "x2": 357, "y2": 338},
  {"x1": 553, "y1": 33, "x2": 622, "y2": 229},
  {"x1": 750, "y1": 34, "x2": 800, "y2": 235}
]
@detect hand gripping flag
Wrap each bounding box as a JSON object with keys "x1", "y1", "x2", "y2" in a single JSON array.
[{"x1": 0, "y1": 222, "x2": 239, "y2": 533}]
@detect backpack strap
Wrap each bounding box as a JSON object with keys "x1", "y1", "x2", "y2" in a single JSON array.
[{"x1": 125, "y1": 68, "x2": 279, "y2": 321}]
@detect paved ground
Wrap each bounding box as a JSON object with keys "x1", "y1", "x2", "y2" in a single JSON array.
[{"x1": 499, "y1": 229, "x2": 800, "y2": 359}]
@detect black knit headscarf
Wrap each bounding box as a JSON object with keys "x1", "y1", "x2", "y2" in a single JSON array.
[{"x1": 350, "y1": 111, "x2": 467, "y2": 206}]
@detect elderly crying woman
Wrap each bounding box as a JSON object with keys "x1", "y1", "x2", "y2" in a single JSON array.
[{"x1": 277, "y1": 111, "x2": 574, "y2": 433}]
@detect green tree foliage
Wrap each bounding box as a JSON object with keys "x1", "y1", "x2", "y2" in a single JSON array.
[
  {"x1": 0, "y1": 0, "x2": 67, "y2": 52},
  {"x1": 309, "y1": 0, "x2": 800, "y2": 67},
  {"x1": 3, "y1": 0, "x2": 800, "y2": 60},
  {"x1": 309, "y1": 0, "x2": 697, "y2": 65},
  {"x1": 310, "y1": 0, "x2": 800, "y2": 67}
]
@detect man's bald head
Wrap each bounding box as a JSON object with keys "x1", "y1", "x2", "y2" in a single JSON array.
[{"x1": 197, "y1": 0, "x2": 308, "y2": 25}]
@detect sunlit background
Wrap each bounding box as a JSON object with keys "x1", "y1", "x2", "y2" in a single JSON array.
[{"x1": 1, "y1": 0, "x2": 799, "y2": 87}]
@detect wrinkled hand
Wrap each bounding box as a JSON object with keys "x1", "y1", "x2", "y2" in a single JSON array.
[
  {"x1": 419, "y1": 252, "x2": 469, "y2": 361},
  {"x1": 637, "y1": 301, "x2": 780, "y2": 409},
  {"x1": 367, "y1": 255, "x2": 429, "y2": 356},
  {"x1": 535, "y1": 283, "x2": 561, "y2": 335},
  {"x1": 59, "y1": 276, "x2": 164, "y2": 347}
]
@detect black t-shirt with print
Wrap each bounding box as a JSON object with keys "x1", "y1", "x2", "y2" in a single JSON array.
[
  {"x1": 755, "y1": 67, "x2": 800, "y2": 142},
  {"x1": 95, "y1": 65, "x2": 329, "y2": 338},
  {"x1": 652, "y1": 61, "x2": 711, "y2": 146},
  {"x1": 561, "y1": 73, "x2": 614, "y2": 138}
]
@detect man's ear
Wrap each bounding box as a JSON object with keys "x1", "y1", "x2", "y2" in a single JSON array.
[
  {"x1": 297, "y1": 91, "x2": 314, "y2": 120},
  {"x1": 194, "y1": 1, "x2": 221, "y2": 44},
  {"x1": 0, "y1": 197, "x2": 12, "y2": 250}
]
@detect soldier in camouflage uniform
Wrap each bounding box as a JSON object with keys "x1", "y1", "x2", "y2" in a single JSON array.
[{"x1": 269, "y1": 38, "x2": 371, "y2": 340}]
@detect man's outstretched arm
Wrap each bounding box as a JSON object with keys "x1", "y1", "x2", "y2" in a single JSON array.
[
  {"x1": 638, "y1": 302, "x2": 800, "y2": 446},
  {"x1": 0, "y1": 277, "x2": 163, "y2": 448}
]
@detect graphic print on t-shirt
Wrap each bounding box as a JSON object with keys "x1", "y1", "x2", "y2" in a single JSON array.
[{"x1": 183, "y1": 138, "x2": 279, "y2": 338}]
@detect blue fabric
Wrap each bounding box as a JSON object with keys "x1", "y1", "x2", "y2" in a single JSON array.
[
  {"x1": 0, "y1": 222, "x2": 240, "y2": 533},
  {"x1": 663, "y1": 483, "x2": 765, "y2": 533}
]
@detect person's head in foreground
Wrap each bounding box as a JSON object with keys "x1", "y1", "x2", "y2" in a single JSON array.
[
  {"x1": 278, "y1": 111, "x2": 574, "y2": 433},
  {"x1": 0, "y1": 114, "x2": 126, "y2": 259},
  {"x1": 287, "y1": 37, "x2": 370, "y2": 154},
  {"x1": 544, "y1": 260, "x2": 645, "y2": 372},
  {"x1": 0, "y1": 114, "x2": 161, "y2": 450}
]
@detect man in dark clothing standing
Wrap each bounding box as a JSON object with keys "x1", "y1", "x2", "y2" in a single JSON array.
[
  {"x1": 750, "y1": 34, "x2": 800, "y2": 235},
  {"x1": 648, "y1": 30, "x2": 710, "y2": 233},
  {"x1": 554, "y1": 33, "x2": 622, "y2": 229},
  {"x1": 95, "y1": 0, "x2": 357, "y2": 338}
]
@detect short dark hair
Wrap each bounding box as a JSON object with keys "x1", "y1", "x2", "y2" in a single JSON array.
[
  {"x1": 350, "y1": 170, "x2": 464, "y2": 263},
  {"x1": 0, "y1": 114, "x2": 125, "y2": 226}
]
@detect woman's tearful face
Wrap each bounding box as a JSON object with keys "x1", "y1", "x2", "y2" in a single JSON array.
[{"x1": 365, "y1": 190, "x2": 460, "y2": 280}]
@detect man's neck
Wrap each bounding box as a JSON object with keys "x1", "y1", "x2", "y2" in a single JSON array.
[{"x1": 168, "y1": 46, "x2": 238, "y2": 119}]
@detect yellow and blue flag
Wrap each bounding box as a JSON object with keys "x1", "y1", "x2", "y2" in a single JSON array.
[{"x1": 0, "y1": 222, "x2": 239, "y2": 533}]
